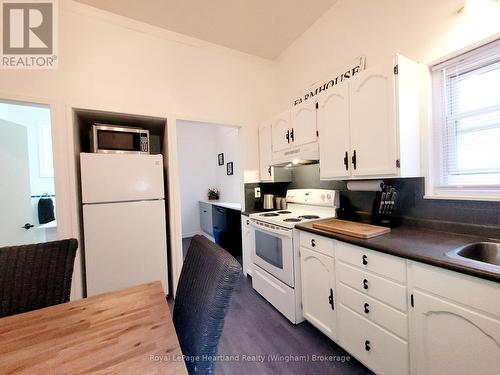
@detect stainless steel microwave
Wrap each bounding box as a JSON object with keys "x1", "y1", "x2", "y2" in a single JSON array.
[{"x1": 91, "y1": 124, "x2": 150, "y2": 154}]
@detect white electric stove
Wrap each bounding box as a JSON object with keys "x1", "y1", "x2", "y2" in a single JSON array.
[{"x1": 249, "y1": 189, "x2": 339, "y2": 324}]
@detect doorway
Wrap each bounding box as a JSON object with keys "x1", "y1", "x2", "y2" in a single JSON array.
[
  {"x1": 176, "y1": 119, "x2": 243, "y2": 263},
  {"x1": 0, "y1": 100, "x2": 57, "y2": 247}
]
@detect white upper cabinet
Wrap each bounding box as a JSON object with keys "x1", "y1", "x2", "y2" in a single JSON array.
[
  {"x1": 270, "y1": 104, "x2": 319, "y2": 164},
  {"x1": 291, "y1": 100, "x2": 317, "y2": 147},
  {"x1": 349, "y1": 64, "x2": 398, "y2": 177},
  {"x1": 318, "y1": 54, "x2": 421, "y2": 180},
  {"x1": 259, "y1": 122, "x2": 291, "y2": 182},
  {"x1": 259, "y1": 122, "x2": 273, "y2": 181},
  {"x1": 271, "y1": 110, "x2": 291, "y2": 153},
  {"x1": 318, "y1": 84, "x2": 351, "y2": 179}
]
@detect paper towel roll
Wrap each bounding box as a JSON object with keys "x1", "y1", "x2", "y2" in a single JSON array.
[{"x1": 346, "y1": 180, "x2": 384, "y2": 192}]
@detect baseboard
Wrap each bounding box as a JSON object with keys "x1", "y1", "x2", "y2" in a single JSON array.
[{"x1": 182, "y1": 231, "x2": 203, "y2": 239}]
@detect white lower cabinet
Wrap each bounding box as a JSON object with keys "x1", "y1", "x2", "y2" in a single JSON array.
[
  {"x1": 300, "y1": 246, "x2": 336, "y2": 340},
  {"x1": 299, "y1": 230, "x2": 500, "y2": 375},
  {"x1": 338, "y1": 305, "x2": 409, "y2": 375},
  {"x1": 410, "y1": 290, "x2": 500, "y2": 375},
  {"x1": 409, "y1": 262, "x2": 500, "y2": 375}
]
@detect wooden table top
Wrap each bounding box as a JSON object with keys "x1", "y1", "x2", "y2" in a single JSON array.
[{"x1": 0, "y1": 282, "x2": 187, "y2": 375}]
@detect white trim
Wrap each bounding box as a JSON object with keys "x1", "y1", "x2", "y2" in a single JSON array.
[
  {"x1": 427, "y1": 32, "x2": 500, "y2": 66},
  {"x1": 424, "y1": 194, "x2": 500, "y2": 202},
  {"x1": 168, "y1": 116, "x2": 245, "y2": 297},
  {"x1": 182, "y1": 231, "x2": 204, "y2": 239},
  {"x1": 425, "y1": 36, "x2": 500, "y2": 202},
  {"x1": 0, "y1": 91, "x2": 82, "y2": 300}
]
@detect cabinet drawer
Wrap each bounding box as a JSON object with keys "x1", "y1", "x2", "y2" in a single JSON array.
[
  {"x1": 300, "y1": 231, "x2": 334, "y2": 257},
  {"x1": 338, "y1": 305, "x2": 409, "y2": 375},
  {"x1": 338, "y1": 283, "x2": 408, "y2": 340},
  {"x1": 336, "y1": 241, "x2": 406, "y2": 282},
  {"x1": 337, "y1": 261, "x2": 407, "y2": 312}
]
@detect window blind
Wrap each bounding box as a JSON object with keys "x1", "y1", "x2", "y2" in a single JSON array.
[{"x1": 432, "y1": 39, "x2": 500, "y2": 189}]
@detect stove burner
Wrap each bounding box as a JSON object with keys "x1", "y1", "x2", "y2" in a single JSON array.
[
  {"x1": 277, "y1": 211, "x2": 292, "y2": 214},
  {"x1": 298, "y1": 215, "x2": 320, "y2": 219},
  {"x1": 260, "y1": 213, "x2": 279, "y2": 217},
  {"x1": 284, "y1": 218, "x2": 302, "y2": 222}
]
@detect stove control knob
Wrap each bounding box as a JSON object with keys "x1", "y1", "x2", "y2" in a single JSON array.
[
  {"x1": 327, "y1": 193, "x2": 332, "y2": 201},
  {"x1": 321, "y1": 194, "x2": 325, "y2": 200}
]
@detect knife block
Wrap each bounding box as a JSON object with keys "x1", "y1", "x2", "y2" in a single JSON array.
[{"x1": 371, "y1": 191, "x2": 399, "y2": 228}]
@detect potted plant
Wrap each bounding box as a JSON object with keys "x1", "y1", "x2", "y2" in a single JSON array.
[{"x1": 208, "y1": 188, "x2": 219, "y2": 200}]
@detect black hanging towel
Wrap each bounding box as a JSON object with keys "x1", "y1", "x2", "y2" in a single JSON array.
[{"x1": 38, "y1": 197, "x2": 55, "y2": 224}]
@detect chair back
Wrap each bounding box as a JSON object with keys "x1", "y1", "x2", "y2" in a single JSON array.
[
  {"x1": 173, "y1": 235, "x2": 241, "y2": 374},
  {"x1": 0, "y1": 239, "x2": 78, "y2": 317}
]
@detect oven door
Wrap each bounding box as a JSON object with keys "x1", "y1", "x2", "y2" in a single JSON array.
[{"x1": 251, "y1": 220, "x2": 294, "y2": 287}]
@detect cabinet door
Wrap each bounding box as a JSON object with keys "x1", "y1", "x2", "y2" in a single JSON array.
[
  {"x1": 411, "y1": 290, "x2": 500, "y2": 375},
  {"x1": 300, "y1": 247, "x2": 336, "y2": 340},
  {"x1": 291, "y1": 100, "x2": 317, "y2": 147},
  {"x1": 271, "y1": 110, "x2": 291, "y2": 152},
  {"x1": 259, "y1": 123, "x2": 273, "y2": 181},
  {"x1": 199, "y1": 203, "x2": 212, "y2": 235},
  {"x1": 240, "y1": 216, "x2": 253, "y2": 277},
  {"x1": 318, "y1": 85, "x2": 351, "y2": 179},
  {"x1": 349, "y1": 65, "x2": 398, "y2": 177}
]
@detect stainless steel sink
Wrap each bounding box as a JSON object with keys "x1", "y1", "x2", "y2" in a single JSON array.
[{"x1": 447, "y1": 242, "x2": 500, "y2": 271}]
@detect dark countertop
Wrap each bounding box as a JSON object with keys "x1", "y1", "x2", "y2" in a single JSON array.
[{"x1": 296, "y1": 221, "x2": 500, "y2": 283}]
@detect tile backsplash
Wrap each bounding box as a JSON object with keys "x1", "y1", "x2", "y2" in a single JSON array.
[{"x1": 245, "y1": 164, "x2": 500, "y2": 237}]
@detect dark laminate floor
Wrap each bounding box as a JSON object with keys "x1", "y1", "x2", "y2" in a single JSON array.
[
  {"x1": 182, "y1": 237, "x2": 192, "y2": 260},
  {"x1": 179, "y1": 237, "x2": 371, "y2": 374},
  {"x1": 183, "y1": 236, "x2": 242, "y2": 265},
  {"x1": 215, "y1": 275, "x2": 372, "y2": 375}
]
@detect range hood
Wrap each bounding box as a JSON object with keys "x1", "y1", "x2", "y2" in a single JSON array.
[
  {"x1": 273, "y1": 159, "x2": 319, "y2": 168},
  {"x1": 271, "y1": 142, "x2": 319, "y2": 167}
]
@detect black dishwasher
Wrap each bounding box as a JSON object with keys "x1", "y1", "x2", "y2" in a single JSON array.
[{"x1": 212, "y1": 206, "x2": 242, "y2": 258}]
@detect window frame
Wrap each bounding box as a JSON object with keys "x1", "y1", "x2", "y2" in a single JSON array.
[{"x1": 426, "y1": 37, "x2": 500, "y2": 201}]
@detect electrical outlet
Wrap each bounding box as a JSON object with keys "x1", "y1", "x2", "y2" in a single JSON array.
[{"x1": 254, "y1": 187, "x2": 261, "y2": 198}]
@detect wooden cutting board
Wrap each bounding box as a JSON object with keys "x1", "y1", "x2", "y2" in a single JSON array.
[{"x1": 312, "y1": 219, "x2": 390, "y2": 239}]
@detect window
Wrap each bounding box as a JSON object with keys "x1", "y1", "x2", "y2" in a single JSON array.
[{"x1": 430, "y1": 39, "x2": 500, "y2": 200}]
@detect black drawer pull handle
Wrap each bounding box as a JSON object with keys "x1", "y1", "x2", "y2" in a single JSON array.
[
  {"x1": 364, "y1": 303, "x2": 370, "y2": 314},
  {"x1": 311, "y1": 239, "x2": 316, "y2": 247},
  {"x1": 363, "y1": 279, "x2": 369, "y2": 290},
  {"x1": 362, "y1": 255, "x2": 368, "y2": 265},
  {"x1": 365, "y1": 340, "x2": 371, "y2": 351}
]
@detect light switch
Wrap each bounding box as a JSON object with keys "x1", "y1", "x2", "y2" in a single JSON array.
[{"x1": 254, "y1": 187, "x2": 261, "y2": 198}]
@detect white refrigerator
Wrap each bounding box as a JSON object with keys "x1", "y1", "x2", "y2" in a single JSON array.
[{"x1": 80, "y1": 153, "x2": 168, "y2": 297}]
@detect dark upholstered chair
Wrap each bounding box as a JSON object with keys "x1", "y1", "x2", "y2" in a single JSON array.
[
  {"x1": 173, "y1": 235, "x2": 242, "y2": 374},
  {"x1": 0, "y1": 239, "x2": 78, "y2": 318}
]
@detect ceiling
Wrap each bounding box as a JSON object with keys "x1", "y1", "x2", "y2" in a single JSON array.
[{"x1": 75, "y1": 0, "x2": 338, "y2": 59}]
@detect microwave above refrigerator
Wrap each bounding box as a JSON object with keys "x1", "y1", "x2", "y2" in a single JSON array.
[{"x1": 91, "y1": 124, "x2": 150, "y2": 154}]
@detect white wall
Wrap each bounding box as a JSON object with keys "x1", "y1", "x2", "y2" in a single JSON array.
[
  {"x1": 177, "y1": 120, "x2": 241, "y2": 237},
  {"x1": 0, "y1": 103, "x2": 54, "y2": 196},
  {"x1": 274, "y1": 0, "x2": 500, "y2": 111},
  {"x1": 0, "y1": 0, "x2": 277, "y2": 298},
  {"x1": 215, "y1": 126, "x2": 241, "y2": 202},
  {"x1": 177, "y1": 121, "x2": 217, "y2": 237}
]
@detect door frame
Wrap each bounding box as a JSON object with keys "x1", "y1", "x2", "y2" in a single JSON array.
[
  {"x1": 169, "y1": 114, "x2": 245, "y2": 295},
  {"x1": 1, "y1": 92, "x2": 248, "y2": 299},
  {"x1": 0, "y1": 92, "x2": 80, "y2": 298}
]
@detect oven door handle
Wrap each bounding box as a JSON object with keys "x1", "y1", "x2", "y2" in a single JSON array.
[{"x1": 250, "y1": 221, "x2": 293, "y2": 239}]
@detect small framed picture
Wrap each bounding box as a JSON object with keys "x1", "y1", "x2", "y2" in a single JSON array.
[
  {"x1": 227, "y1": 162, "x2": 233, "y2": 176},
  {"x1": 218, "y1": 153, "x2": 224, "y2": 166}
]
